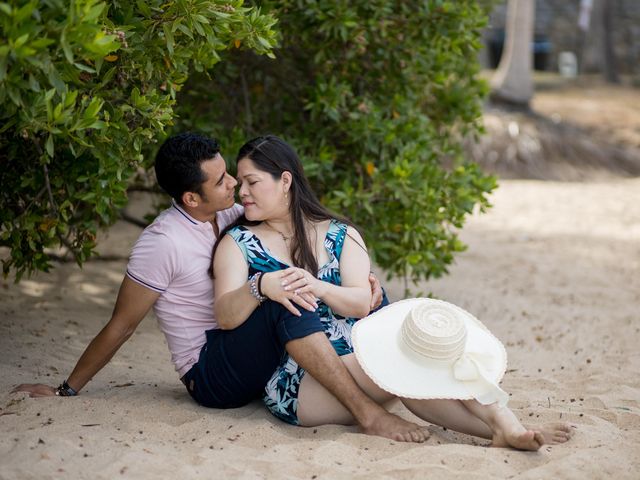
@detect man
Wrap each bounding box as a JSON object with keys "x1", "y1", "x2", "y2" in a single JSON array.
[{"x1": 14, "y1": 133, "x2": 426, "y2": 443}]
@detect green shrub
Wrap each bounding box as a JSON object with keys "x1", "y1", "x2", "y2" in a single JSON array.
[
  {"x1": 176, "y1": 0, "x2": 497, "y2": 286},
  {"x1": 0, "y1": 0, "x2": 277, "y2": 280},
  {"x1": 2, "y1": 0, "x2": 496, "y2": 288}
]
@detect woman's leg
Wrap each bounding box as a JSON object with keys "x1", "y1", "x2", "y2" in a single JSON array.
[
  {"x1": 460, "y1": 400, "x2": 544, "y2": 450},
  {"x1": 401, "y1": 398, "x2": 493, "y2": 439},
  {"x1": 298, "y1": 354, "x2": 492, "y2": 439},
  {"x1": 298, "y1": 354, "x2": 572, "y2": 449},
  {"x1": 296, "y1": 353, "x2": 396, "y2": 427}
]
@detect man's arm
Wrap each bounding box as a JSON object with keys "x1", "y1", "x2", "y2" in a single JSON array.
[{"x1": 12, "y1": 276, "x2": 159, "y2": 397}]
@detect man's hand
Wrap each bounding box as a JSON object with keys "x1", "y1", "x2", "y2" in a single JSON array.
[
  {"x1": 368, "y1": 272, "x2": 383, "y2": 311},
  {"x1": 12, "y1": 384, "x2": 56, "y2": 397}
]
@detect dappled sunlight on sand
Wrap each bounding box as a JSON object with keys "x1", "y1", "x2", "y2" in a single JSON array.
[{"x1": 18, "y1": 280, "x2": 54, "y2": 298}]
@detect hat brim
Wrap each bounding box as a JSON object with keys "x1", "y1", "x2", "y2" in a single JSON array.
[{"x1": 352, "y1": 298, "x2": 508, "y2": 401}]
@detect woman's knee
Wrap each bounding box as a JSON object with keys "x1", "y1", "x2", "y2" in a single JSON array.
[
  {"x1": 340, "y1": 354, "x2": 396, "y2": 404},
  {"x1": 297, "y1": 373, "x2": 354, "y2": 427}
]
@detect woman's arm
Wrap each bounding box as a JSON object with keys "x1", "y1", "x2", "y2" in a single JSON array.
[
  {"x1": 213, "y1": 234, "x2": 318, "y2": 329},
  {"x1": 13, "y1": 276, "x2": 159, "y2": 396},
  {"x1": 282, "y1": 226, "x2": 372, "y2": 318},
  {"x1": 323, "y1": 226, "x2": 372, "y2": 317},
  {"x1": 213, "y1": 235, "x2": 260, "y2": 330}
]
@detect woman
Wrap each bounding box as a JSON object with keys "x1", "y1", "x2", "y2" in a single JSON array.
[{"x1": 213, "y1": 135, "x2": 574, "y2": 450}]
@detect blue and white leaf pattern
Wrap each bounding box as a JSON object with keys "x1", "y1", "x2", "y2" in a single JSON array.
[{"x1": 227, "y1": 221, "x2": 355, "y2": 425}]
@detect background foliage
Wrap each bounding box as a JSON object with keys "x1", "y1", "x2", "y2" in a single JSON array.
[
  {"x1": 176, "y1": 0, "x2": 497, "y2": 285},
  {"x1": 0, "y1": 0, "x2": 276, "y2": 280},
  {"x1": 2, "y1": 0, "x2": 496, "y2": 287}
]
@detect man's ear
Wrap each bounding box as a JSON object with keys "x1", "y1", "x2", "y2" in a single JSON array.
[
  {"x1": 182, "y1": 191, "x2": 200, "y2": 207},
  {"x1": 281, "y1": 171, "x2": 293, "y2": 193}
]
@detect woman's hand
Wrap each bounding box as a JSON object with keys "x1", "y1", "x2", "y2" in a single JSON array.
[
  {"x1": 279, "y1": 267, "x2": 328, "y2": 299},
  {"x1": 12, "y1": 384, "x2": 56, "y2": 397},
  {"x1": 261, "y1": 269, "x2": 319, "y2": 316}
]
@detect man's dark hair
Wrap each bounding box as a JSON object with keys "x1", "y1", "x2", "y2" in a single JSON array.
[{"x1": 154, "y1": 132, "x2": 220, "y2": 204}]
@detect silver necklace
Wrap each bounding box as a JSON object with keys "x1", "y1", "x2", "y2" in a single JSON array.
[{"x1": 264, "y1": 222, "x2": 293, "y2": 243}]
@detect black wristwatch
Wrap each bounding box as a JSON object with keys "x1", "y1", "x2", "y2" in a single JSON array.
[{"x1": 55, "y1": 380, "x2": 78, "y2": 396}]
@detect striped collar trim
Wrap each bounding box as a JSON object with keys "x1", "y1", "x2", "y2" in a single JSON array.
[{"x1": 171, "y1": 202, "x2": 199, "y2": 226}]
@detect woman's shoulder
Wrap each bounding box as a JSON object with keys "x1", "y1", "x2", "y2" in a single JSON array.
[
  {"x1": 226, "y1": 224, "x2": 248, "y2": 233},
  {"x1": 343, "y1": 225, "x2": 367, "y2": 252},
  {"x1": 324, "y1": 218, "x2": 347, "y2": 230},
  {"x1": 225, "y1": 224, "x2": 252, "y2": 241},
  {"x1": 325, "y1": 218, "x2": 350, "y2": 238}
]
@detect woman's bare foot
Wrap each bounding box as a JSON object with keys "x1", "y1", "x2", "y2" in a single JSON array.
[
  {"x1": 492, "y1": 427, "x2": 544, "y2": 450},
  {"x1": 527, "y1": 422, "x2": 574, "y2": 445},
  {"x1": 360, "y1": 410, "x2": 429, "y2": 443},
  {"x1": 488, "y1": 406, "x2": 544, "y2": 450}
]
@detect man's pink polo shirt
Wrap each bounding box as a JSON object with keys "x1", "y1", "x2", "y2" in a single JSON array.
[{"x1": 126, "y1": 202, "x2": 244, "y2": 378}]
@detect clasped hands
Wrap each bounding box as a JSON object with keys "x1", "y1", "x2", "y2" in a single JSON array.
[
  {"x1": 260, "y1": 267, "x2": 322, "y2": 317},
  {"x1": 259, "y1": 267, "x2": 383, "y2": 317}
]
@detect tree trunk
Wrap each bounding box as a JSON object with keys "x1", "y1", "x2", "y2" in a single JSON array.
[
  {"x1": 601, "y1": 0, "x2": 619, "y2": 83},
  {"x1": 490, "y1": 0, "x2": 535, "y2": 108},
  {"x1": 581, "y1": 0, "x2": 620, "y2": 82}
]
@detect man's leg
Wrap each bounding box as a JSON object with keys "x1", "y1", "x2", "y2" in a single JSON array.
[
  {"x1": 286, "y1": 333, "x2": 426, "y2": 443},
  {"x1": 194, "y1": 300, "x2": 425, "y2": 442},
  {"x1": 192, "y1": 300, "x2": 317, "y2": 408}
]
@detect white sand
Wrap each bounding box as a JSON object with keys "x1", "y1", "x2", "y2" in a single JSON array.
[{"x1": 1, "y1": 179, "x2": 639, "y2": 479}]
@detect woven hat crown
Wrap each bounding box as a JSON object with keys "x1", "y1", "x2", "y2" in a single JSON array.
[{"x1": 401, "y1": 302, "x2": 468, "y2": 360}]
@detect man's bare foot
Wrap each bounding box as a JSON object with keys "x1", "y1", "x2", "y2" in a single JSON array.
[
  {"x1": 360, "y1": 410, "x2": 428, "y2": 443},
  {"x1": 527, "y1": 422, "x2": 574, "y2": 445}
]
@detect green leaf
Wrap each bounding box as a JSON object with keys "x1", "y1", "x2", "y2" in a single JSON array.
[
  {"x1": 60, "y1": 29, "x2": 73, "y2": 63},
  {"x1": 136, "y1": 0, "x2": 151, "y2": 17},
  {"x1": 14, "y1": 1, "x2": 34, "y2": 23},
  {"x1": 28, "y1": 74, "x2": 40, "y2": 92},
  {"x1": 176, "y1": 23, "x2": 194, "y2": 39},
  {"x1": 45, "y1": 134, "x2": 54, "y2": 157},
  {"x1": 74, "y1": 62, "x2": 96, "y2": 73},
  {"x1": 256, "y1": 36, "x2": 271, "y2": 49},
  {"x1": 84, "y1": 3, "x2": 105, "y2": 22},
  {"x1": 14, "y1": 33, "x2": 29, "y2": 48},
  {"x1": 64, "y1": 90, "x2": 78, "y2": 108},
  {"x1": 53, "y1": 102, "x2": 63, "y2": 120},
  {"x1": 83, "y1": 96, "x2": 103, "y2": 119},
  {"x1": 163, "y1": 24, "x2": 174, "y2": 55}
]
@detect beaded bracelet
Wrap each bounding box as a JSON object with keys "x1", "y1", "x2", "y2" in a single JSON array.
[{"x1": 249, "y1": 273, "x2": 267, "y2": 304}]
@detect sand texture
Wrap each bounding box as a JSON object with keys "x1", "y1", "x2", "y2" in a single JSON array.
[{"x1": 1, "y1": 179, "x2": 639, "y2": 479}]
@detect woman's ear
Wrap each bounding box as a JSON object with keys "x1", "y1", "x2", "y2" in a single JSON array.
[{"x1": 281, "y1": 171, "x2": 293, "y2": 193}]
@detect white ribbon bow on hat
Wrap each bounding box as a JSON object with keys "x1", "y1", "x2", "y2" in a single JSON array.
[{"x1": 453, "y1": 351, "x2": 509, "y2": 407}]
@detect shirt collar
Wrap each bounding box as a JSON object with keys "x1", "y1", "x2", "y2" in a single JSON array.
[{"x1": 171, "y1": 201, "x2": 213, "y2": 230}]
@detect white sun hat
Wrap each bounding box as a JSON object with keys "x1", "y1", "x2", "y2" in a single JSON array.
[{"x1": 352, "y1": 298, "x2": 509, "y2": 406}]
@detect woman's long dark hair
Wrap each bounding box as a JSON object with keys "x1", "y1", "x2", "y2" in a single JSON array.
[{"x1": 212, "y1": 135, "x2": 357, "y2": 277}]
